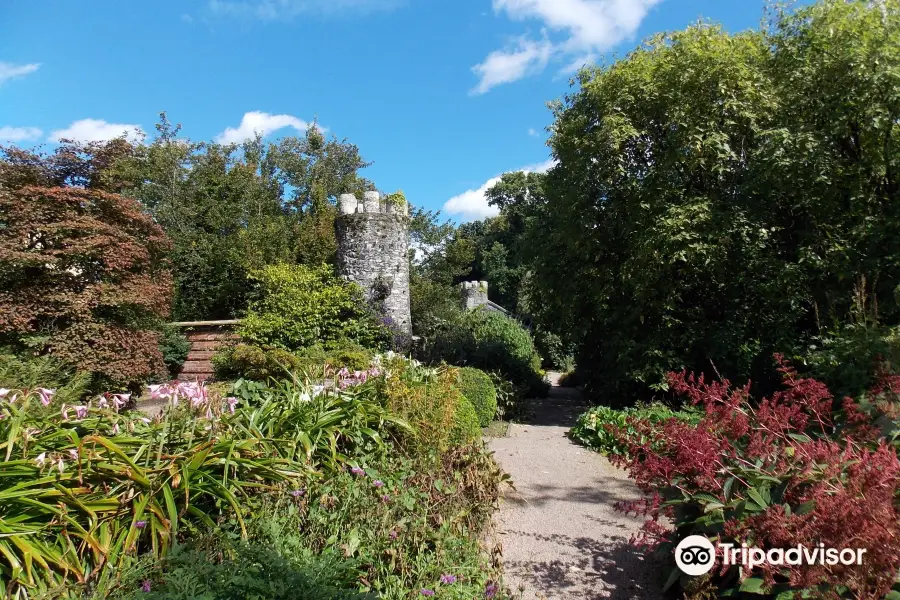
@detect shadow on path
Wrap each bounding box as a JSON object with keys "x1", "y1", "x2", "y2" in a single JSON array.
[{"x1": 488, "y1": 373, "x2": 665, "y2": 599}]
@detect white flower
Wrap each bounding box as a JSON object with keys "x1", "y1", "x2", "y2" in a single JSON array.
[
  {"x1": 57, "y1": 458, "x2": 65, "y2": 473},
  {"x1": 0, "y1": 388, "x2": 10, "y2": 398},
  {"x1": 35, "y1": 452, "x2": 46, "y2": 466}
]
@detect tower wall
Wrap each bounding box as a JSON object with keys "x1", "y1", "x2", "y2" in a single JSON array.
[
  {"x1": 459, "y1": 280, "x2": 490, "y2": 310},
  {"x1": 335, "y1": 191, "x2": 412, "y2": 335}
]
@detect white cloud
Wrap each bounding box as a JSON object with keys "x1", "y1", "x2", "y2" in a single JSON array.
[
  {"x1": 208, "y1": 0, "x2": 404, "y2": 19},
  {"x1": 472, "y1": 0, "x2": 661, "y2": 93},
  {"x1": 443, "y1": 158, "x2": 556, "y2": 222},
  {"x1": 470, "y1": 37, "x2": 553, "y2": 95},
  {"x1": 0, "y1": 61, "x2": 40, "y2": 86},
  {"x1": 215, "y1": 111, "x2": 321, "y2": 144},
  {"x1": 0, "y1": 126, "x2": 43, "y2": 142},
  {"x1": 528, "y1": 127, "x2": 538, "y2": 137},
  {"x1": 50, "y1": 119, "x2": 145, "y2": 143}
]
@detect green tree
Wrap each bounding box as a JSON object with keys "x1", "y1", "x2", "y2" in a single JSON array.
[{"x1": 534, "y1": 0, "x2": 900, "y2": 402}]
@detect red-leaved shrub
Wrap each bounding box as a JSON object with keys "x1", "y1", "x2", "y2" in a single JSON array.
[
  {"x1": 0, "y1": 184, "x2": 173, "y2": 385},
  {"x1": 611, "y1": 356, "x2": 900, "y2": 599}
]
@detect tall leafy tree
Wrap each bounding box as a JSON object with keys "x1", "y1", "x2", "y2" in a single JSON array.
[{"x1": 532, "y1": 0, "x2": 900, "y2": 401}]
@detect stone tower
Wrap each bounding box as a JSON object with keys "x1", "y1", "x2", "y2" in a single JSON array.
[
  {"x1": 460, "y1": 281, "x2": 490, "y2": 310},
  {"x1": 335, "y1": 191, "x2": 412, "y2": 335}
]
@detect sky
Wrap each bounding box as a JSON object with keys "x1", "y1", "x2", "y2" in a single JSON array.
[{"x1": 2, "y1": 0, "x2": 776, "y2": 222}]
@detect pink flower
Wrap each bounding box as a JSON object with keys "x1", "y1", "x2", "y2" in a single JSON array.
[
  {"x1": 112, "y1": 423, "x2": 120, "y2": 435},
  {"x1": 112, "y1": 393, "x2": 131, "y2": 410},
  {"x1": 68, "y1": 449, "x2": 78, "y2": 460},
  {"x1": 420, "y1": 589, "x2": 434, "y2": 596},
  {"x1": 74, "y1": 405, "x2": 88, "y2": 419},
  {"x1": 373, "y1": 479, "x2": 385, "y2": 488},
  {"x1": 350, "y1": 466, "x2": 365, "y2": 476},
  {"x1": 97, "y1": 395, "x2": 109, "y2": 409},
  {"x1": 37, "y1": 388, "x2": 55, "y2": 406},
  {"x1": 225, "y1": 397, "x2": 238, "y2": 414}
]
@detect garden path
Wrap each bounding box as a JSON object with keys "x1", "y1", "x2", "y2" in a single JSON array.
[{"x1": 487, "y1": 373, "x2": 663, "y2": 600}]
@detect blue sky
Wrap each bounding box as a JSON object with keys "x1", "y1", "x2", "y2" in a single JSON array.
[{"x1": 2, "y1": 0, "x2": 774, "y2": 221}]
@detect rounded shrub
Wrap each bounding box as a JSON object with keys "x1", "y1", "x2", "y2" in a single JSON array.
[
  {"x1": 450, "y1": 397, "x2": 482, "y2": 445},
  {"x1": 457, "y1": 367, "x2": 497, "y2": 426},
  {"x1": 212, "y1": 343, "x2": 303, "y2": 381}
]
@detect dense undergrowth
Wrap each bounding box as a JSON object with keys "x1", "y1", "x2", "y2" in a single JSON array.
[{"x1": 0, "y1": 353, "x2": 510, "y2": 599}]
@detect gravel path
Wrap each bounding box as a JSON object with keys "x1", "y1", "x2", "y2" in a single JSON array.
[{"x1": 487, "y1": 375, "x2": 664, "y2": 600}]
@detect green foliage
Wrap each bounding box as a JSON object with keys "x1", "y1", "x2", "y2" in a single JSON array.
[
  {"x1": 457, "y1": 367, "x2": 497, "y2": 426},
  {"x1": 285, "y1": 446, "x2": 508, "y2": 599},
  {"x1": 104, "y1": 117, "x2": 376, "y2": 321},
  {"x1": 239, "y1": 263, "x2": 390, "y2": 352},
  {"x1": 796, "y1": 323, "x2": 900, "y2": 398},
  {"x1": 570, "y1": 404, "x2": 702, "y2": 456},
  {"x1": 105, "y1": 541, "x2": 369, "y2": 600},
  {"x1": 214, "y1": 342, "x2": 375, "y2": 382},
  {"x1": 419, "y1": 309, "x2": 547, "y2": 397},
  {"x1": 520, "y1": 0, "x2": 900, "y2": 403},
  {"x1": 377, "y1": 358, "x2": 463, "y2": 455},
  {"x1": 0, "y1": 373, "x2": 405, "y2": 596},
  {"x1": 158, "y1": 325, "x2": 190, "y2": 378},
  {"x1": 451, "y1": 398, "x2": 483, "y2": 445},
  {"x1": 0, "y1": 350, "x2": 92, "y2": 405},
  {"x1": 531, "y1": 327, "x2": 575, "y2": 371}
]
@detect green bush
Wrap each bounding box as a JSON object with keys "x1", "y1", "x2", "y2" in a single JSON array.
[
  {"x1": 451, "y1": 397, "x2": 483, "y2": 444},
  {"x1": 457, "y1": 367, "x2": 497, "y2": 426},
  {"x1": 212, "y1": 343, "x2": 303, "y2": 381},
  {"x1": 213, "y1": 342, "x2": 374, "y2": 382},
  {"x1": 158, "y1": 325, "x2": 190, "y2": 378},
  {"x1": 0, "y1": 350, "x2": 92, "y2": 405},
  {"x1": 239, "y1": 263, "x2": 390, "y2": 352},
  {"x1": 419, "y1": 309, "x2": 548, "y2": 397},
  {"x1": 796, "y1": 323, "x2": 900, "y2": 398},
  {"x1": 285, "y1": 446, "x2": 507, "y2": 598},
  {"x1": 569, "y1": 403, "x2": 702, "y2": 456},
  {"x1": 107, "y1": 542, "x2": 369, "y2": 600}
]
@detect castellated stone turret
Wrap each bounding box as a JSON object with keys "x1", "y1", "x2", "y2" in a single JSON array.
[
  {"x1": 460, "y1": 280, "x2": 490, "y2": 310},
  {"x1": 335, "y1": 191, "x2": 411, "y2": 335}
]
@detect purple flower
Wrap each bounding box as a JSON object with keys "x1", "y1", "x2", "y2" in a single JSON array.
[
  {"x1": 440, "y1": 574, "x2": 457, "y2": 585},
  {"x1": 373, "y1": 479, "x2": 384, "y2": 488},
  {"x1": 381, "y1": 494, "x2": 391, "y2": 503},
  {"x1": 389, "y1": 530, "x2": 398, "y2": 540},
  {"x1": 37, "y1": 387, "x2": 55, "y2": 406},
  {"x1": 350, "y1": 466, "x2": 365, "y2": 476},
  {"x1": 134, "y1": 520, "x2": 147, "y2": 529},
  {"x1": 290, "y1": 489, "x2": 305, "y2": 498},
  {"x1": 420, "y1": 589, "x2": 435, "y2": 597},
  {"x1": 225, "y1": 396, "x2": 238, "y2": 414},
  {"x1": 485, "y1": 582, "x2": 498, "y2": 598},
  {"x1": 141, "y1": 580, "x2": 151, "y2": 592}
]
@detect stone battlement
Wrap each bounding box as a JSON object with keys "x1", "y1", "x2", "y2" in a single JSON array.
[{"x1": 339, "y1": 191, "x2": 408, "y2": 216}]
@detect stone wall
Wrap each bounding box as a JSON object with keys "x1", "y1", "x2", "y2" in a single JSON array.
[
  {"x1": 335, "y1": 191, "x2": 412, "y2": 335},
  {"x1": 172, "y1": 320, "x2": 239, "y2": 381}
]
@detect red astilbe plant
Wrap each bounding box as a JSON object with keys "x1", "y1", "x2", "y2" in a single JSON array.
[
  {"x1": 0, "y1": 184, "x2": 173, "y2": 385},
  {"x1": 610, "y1": 356, "x2": 900, "y2": 599}
]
